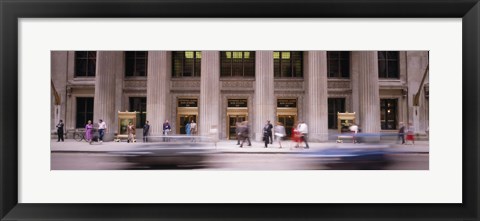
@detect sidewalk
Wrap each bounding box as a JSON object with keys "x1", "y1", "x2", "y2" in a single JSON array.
[{"x1": 51, "y1": 139, "x2": 429, "y2": 154}]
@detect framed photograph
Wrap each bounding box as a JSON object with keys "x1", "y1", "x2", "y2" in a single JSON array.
[{"x1": 1, "y1": 0, "x2": 479, "y2": 220}]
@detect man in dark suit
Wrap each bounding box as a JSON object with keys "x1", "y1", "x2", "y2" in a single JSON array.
[
  {"x1": 56, "y1": 120, "x2": 64, "y2": 142},
  {"x1": 143, "y1": 121, "x2": 150, "y2": 142},
  {"x1": 267, "y1": 120, "x2": 273, "y2": 144}
]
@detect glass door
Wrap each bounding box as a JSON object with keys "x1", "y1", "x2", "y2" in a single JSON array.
[
  {"x1": 178, "y1": 115, "x2": 197, "y2": 134},
  {"x1": 228, "y1": 115, "x2": 247, "y2": 140},
  {"x1": 277, "y1": 115, "x2": 296, "y2": 139}
]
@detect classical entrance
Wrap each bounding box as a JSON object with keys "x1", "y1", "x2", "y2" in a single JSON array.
[
  {"x1": 277, "y1": 98, "x2": 298, "y2": 139},
  {"x1": 228, "y1": 115, "x2": 247, "y2": 140},
  {"x1": 226, "y1": 99, "x2": 248, "y2": 140},
  {"x1": 176, "y1": 98, "x2": 198, "y2": 135},
  {"x1": 277, "y1": 115, "x2": 296, "y2": 138}
]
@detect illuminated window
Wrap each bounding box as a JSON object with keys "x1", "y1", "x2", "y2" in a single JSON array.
[
  {"x1": 378, "y1": 51, "x2": 399, "y2": 78},
  {"x1": 172, "y1": 51, "x2": 201, "y2": 77},
  {"x1": 380, "y1": 99, "x2": 398, "y2": 130},
  {"x1": 274, "y1": 51, "x2": 303, "y2": 78},
  {"x1": 125, "y1": 51, "x2": 148, "y2": 77},
  {"x1": 74, "y1": 51, "x2": 96, "y2": 77},
  {"x1": 221, "y1": 51, "x2": 255, "y2": 77},
  {"x1": 327, "y1": 51, "x2": 350, "y2": 78}
]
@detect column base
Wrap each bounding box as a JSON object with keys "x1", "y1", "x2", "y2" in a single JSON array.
[
  {"x1": 254, "y1": 133, "x2": 264, "y2": 142},
  {"x1": 306, "y1": 133, "x2": 329, "y2": 142},
  {"x1": 102, "y1": 133, "x2": 115, "y2": 142},
  {"x1": 361, "y1": 135, "x2": 381, "y2": 143}
]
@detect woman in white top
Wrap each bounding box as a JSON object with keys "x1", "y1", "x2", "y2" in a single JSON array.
[{"x1": 274, "y1": 122, "x2": 286, "y2": 148}]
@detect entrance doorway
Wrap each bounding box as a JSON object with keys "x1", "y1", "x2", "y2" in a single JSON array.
[
  {"x1": 178, "y1": 115, "x2": 197, "y2": 134},
  {"x1": 226, "y1": 98, "x2": 248, "y2": 140},
  {"x1": 176, "y1": 98, "x2": 198, "y2": 135},
  {"x1": 277, "y1": 98, "x2": 298, "y2": 139},
  {"x1": 228, "y1": 115, "x2": 247, "y2": 140},
  {"x1": 278, "y1": 115, "x2": 296, "y2": 138}
]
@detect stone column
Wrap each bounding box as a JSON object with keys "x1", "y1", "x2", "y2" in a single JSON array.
[
  {"x1": 357, "y1": 51, "x2": 381, "y2": 134},
  {"x1": 254, "y1": 51, "x2": 275, "y2": 141},
  {"x1": 305, "y1": 51, "x2": 329, "y2": 141},
  {"x1": 51, "y1": 51, "x2": 68, "y2": 132},
  {"x1": 199, "y1": 51, "x2": 220, "y2": 140},
  {"x1": 350, "y1": 52, "x2": 361, "y2": 119},
  {"x1": 94, "y1": 51, "x2": 123, "y2": 141},
  {"x1": 147, "y1": 51, "x2": 171, "y2": 136},
  {"x1": 114, "y1": 53, "x2": 125, "y2": 136},
  {"x1": 406, "y1": 51, "x2": 429, "y2": 135}
]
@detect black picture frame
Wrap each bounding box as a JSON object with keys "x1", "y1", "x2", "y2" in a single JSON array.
[{"x1": 1, "y1": 0, "x2": 479, "y2": 220}]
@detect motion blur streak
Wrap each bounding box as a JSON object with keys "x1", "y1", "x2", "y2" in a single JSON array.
[{"x1": 51, "y1": 142, "x2": 428, "y2": 170}]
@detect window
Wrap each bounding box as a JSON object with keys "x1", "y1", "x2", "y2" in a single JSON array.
[
  {"x1": 380, "y1": 99, "x2": 398, "y2": 130},
  {"x1": 76, "y1": 97, "x2": 94, "y2": 128},
  {"x1": 328, "y1": 98, "x2": 346, "y2": 129},
  {"x1": 327, "y1": 51, "x2": 350, "y2": 78},
  {"x1": 74, "y1": 51, "x2": 96, "y2": 77},
  {"x1": 221, "y1": 51, "x2": 255, "y2": 77},
  {"x1": 172, "y1": 51, "x2": 201, "y2": 77},
  {"x1": 378, "y1": 51, "x2": 399, "y2": 78},
  {"x1": 125, "y1": 51, "x2": 148, "y2": 77},
  {"x1": 274, "y1": 51, "x2": 303, "y2": 78},
  {"x1": 129, "y1": 97, "x2": 147, "y2": 128}
]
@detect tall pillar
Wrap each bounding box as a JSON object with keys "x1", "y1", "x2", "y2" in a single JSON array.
[
  {"x1": 305, "y1": 51, "x2": 329, "y2": 141},
  {"x1": 351, "y1": 52, "x2": 361, "y2": 119},
  {"x1": 114, "y1": 53, "x2": 125, "y2": 136},
  {"x1": 406, "y1": 51, "x2": 429, "y2": 135},
  {"x1": 254, "y1": 51, "x2": 275, "y2": 141},
  {"x1": 51, "y1": 51, "x2": 68, "y2": 132},
  {"x1": 147, "y1": 51, "x2": 171, "y2": 136},
  {"x1": 94, "y1": 51, "x2": 123, "y2": 141},
  {"x1": 199, "y1": 51, "x2": 220, "y2": 140},
  {"x1": 357, "y1": 51, "x2": 381, "y2": 134}
]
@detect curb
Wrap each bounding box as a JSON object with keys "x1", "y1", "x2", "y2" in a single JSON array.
[{"x1": 52, "y1": 150, "x2": 429, "y2": 155}]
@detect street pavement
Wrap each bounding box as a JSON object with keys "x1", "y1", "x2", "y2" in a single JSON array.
[{"x1": 51, "y1": 138, "x2": 429, "y2": 154}]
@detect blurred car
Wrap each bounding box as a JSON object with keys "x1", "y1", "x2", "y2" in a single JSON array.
[
  {"x1": 110, "y1": 143, "x2": 214, "y2": 169},
  {"x1": 302, "y1": 145, "x2": 393, "y2": 170}
]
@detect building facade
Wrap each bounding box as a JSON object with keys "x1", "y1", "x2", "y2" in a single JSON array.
[{"x1": 51, "y1": 51, "x2": 429, "y2": 142}]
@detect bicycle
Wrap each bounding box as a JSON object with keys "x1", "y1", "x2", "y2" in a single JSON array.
[
  {"x1": 73, "y1": 130, "x2": 87, "y2": 142},
  {"x1": 73, "y1": 129, "x2": 100, "y2": 144}
]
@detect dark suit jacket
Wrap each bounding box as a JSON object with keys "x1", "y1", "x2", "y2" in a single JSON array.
[{"x1": 267, "y1": 123, "x2": 273, "y2": 135}]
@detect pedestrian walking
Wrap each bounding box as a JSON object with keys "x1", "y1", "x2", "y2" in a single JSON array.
[
  {"x1": 56, "y1": 120, "x2": 64, "y2": 142},
  {"x1": 163, "y1": 120, "x2": 171, "y2": 142},
  {"x1": 297, "y1": 121, "x2": 309, "y2": 149},
  {"x1": 185, "y1": 120, "x2": 191, "y2": 136},
  {"x1": 190, "y1": 120, "x2": 197, "y2": 142},
  {"x1": 267, "y1": 120, "x2": 273, "y2": 144},
  {"x1": 143, "y1": 121, "x2": 150, "y2": 142},
  {"x1": 239, "y1": 121, "x2": 251, "y2": 148},
  {"x1": 263, "y1": 121, "x2": 270, "y2": 148},
  {"x1": 398, "y1": 122, "x2": 405, "y2": 144},
  {"x1": 127, "y1": 121, "x2": 136, "y2": 143},
  {"x1": 349, "y1": 123, "x2": 359, "y2": 144},
  {"x1": 98, "y1": 119, "x2": 107, "y2": 143},
  {"x1": 406, "y1": 123, "x2": 415, "y2": 144},
  {"x1": 85, "y1": 120, "x2": 93, "y2": 143},
  {"x1": 291, "y1": 123, "x2": 301, "y2": 148},
  {"x1": 235, "y1": 122, "x2": 241, "y2": 145},
  {"x1": 190, "y1": 120, "x2": 197, "y2": 135},
  {"x1": 274, "y1": 122, "x2": 286, "y2": 148}
]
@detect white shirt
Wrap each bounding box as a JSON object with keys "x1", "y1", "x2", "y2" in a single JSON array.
[
  {"x1": 98, "y1": 121, "x2": 107, "y2": 130},
  {"x1": 349, "y1": 125, "x2": 358, "y2": 133},
  {"x1": 297, "y1": 123, "x2": 308, "y2": 134}
]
